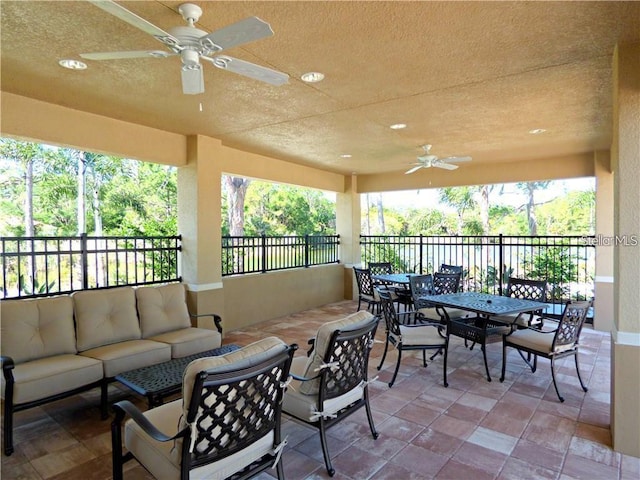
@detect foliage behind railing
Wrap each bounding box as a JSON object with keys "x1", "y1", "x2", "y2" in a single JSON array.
[
  {"x1": 1, "y1": 234, "x2": 181, "y2": 299},
  {"x1": 361, "y1": 234, "x2": 596, "y2": 313},
  {"x1": 222, "y1": 234, "x2": 340, "y2": 275}
]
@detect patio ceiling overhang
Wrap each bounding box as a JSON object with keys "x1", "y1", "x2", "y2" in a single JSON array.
[{"x1": 1, "y1": 1, "x2": 639, "y2": 184}]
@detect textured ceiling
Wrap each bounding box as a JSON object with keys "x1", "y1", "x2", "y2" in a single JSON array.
[{"x1": 1, "y1": 1, "x2": 639, "y2": 175}]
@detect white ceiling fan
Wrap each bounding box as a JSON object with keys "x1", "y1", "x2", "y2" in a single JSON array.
[
  {"x1": 405, "y1": 144, "x2": 472, "y2": 174},
  {"x1": 80, "y1": 0, "x2": 289, "y2": 95}
]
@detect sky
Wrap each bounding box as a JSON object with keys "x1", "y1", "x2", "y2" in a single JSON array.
[{"x1": 366, "y1": 177, "x2": 596, "y2": 212}]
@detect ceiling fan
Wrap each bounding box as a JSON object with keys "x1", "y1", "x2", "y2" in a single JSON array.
[
  {"x1": 80, "y1": 0, "x2": 289, "y2": 95},
  {"x1": 405, "y1": 144, "x2": 472, "y2": 174}
]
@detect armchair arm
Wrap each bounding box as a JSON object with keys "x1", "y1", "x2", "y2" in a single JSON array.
[
  {"x1": 1, "y1": 355, "x2": 15, "y2": 385},
  {"x1": 290, "y1": 372, "x2": 321, "y2": 382},
  {"x1": 190, "y1": 313, "x2": 223, "y2": 333},
  {"x1": 306, "y1": 338, "x2": 315, "y2": 357},
  {"x1": 112, "y1": 400, "x2": 187, "y2": 443}
]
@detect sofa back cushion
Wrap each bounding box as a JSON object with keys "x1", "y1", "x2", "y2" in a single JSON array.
[
  {"x1": 1, "y1": 296, "x2": 76, "y2": 363},
  {"x1": 136, "y1": 283, "x2": 191, "y2": 338},
  {"x1": 73, "y1": 287, "x2": 141, "y2": 351},
  {"x1": 299, "y1": 310, "x2": 375, "y2": 395}
]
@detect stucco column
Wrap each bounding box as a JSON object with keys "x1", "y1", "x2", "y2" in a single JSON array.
[
  {"x1": 593, "y1": 150, "x2": 614, "y2": 332},
  {"x1": 336, "y1": 174, "x2": 361, "y2": 299},
  {"x1": 177, "y1": 135, "x2": 225, "y2": 323},
  {"x1": 611, "y1": 42, "x2": 640, "y2": 457}
]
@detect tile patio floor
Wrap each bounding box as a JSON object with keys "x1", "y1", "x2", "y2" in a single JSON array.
[{"x1": 2, "y1": 300, "x2": 638, "y2": 479}]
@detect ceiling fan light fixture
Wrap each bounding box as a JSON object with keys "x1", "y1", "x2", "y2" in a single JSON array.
[
  {"x1": 301, "y1": 71, "x2": 324, "y2": 83},
  {"x1": 58, "y1": 59, "x2": 87, "y2": 70},
  {"x1": 529, "y1": 128, "x2": 546, "y2": 134},
  {"x1": 339, "y1": 154, "x2": 352, "y2": 158},
  {"x1": 389, "y1": 123, "x2": 407, "y2": 130}
]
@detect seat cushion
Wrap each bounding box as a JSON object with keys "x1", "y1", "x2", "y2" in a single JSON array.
[
  {"x1": 136, "y1": 284, "x2": 192, "y2": 338},
  {"x1": 398, "y1": 325, "x2": 446, "y2": 346},
  {"x1": 73, "y1": 287, "x2": 141, "y2": 351},
  {"x1": 79, "y1": 339, "x2": 171, "y2": 377},
  {"x1": 2, "y1": 354, "x2": 103, "y2": 404},
  {"x1": 493, "y1": 312, "x2": 544, "y2": 327},
  {"x1": 505, "y1": 329, "x2": 556, "y2": 354},
  {"x1": 149, "y1": 327, "x2": 222, "y2": 358},
  {"x1": 124, "y1": 399, "x2": 275, "y2": 480},
  {"x1": 1, "y1": 296, "x2": 76, "y2": 363},
  {"x1": 418, "y1": 307, "x2": 471, "y2": 322},
  {"x1": 283, "y1": 357, "x2": 364, "y2": 422}
]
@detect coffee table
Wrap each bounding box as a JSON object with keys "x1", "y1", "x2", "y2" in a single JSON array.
[{"x1": 115, "y1": 344, "x2": 240, "y2": 408}]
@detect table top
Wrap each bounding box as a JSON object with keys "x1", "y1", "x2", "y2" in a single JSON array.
[
  {"x1": 371, "y1": 273, "x2": 418, "y2": 285},
  {"x1": 115, "y1": 344, "x2": 240, "y2": 397},
  {"x1": 420, "y1": 291, "x2": 548, "y2": 316}
]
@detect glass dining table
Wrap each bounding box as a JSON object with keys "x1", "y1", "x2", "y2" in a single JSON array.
[{"x1": 419, "y1": 291, "x2": 548, "y2": 381}]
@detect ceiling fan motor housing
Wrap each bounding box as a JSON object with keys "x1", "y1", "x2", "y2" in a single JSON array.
[{"x1": 181, "y1": 49, "x2": 200, "y2": 69}]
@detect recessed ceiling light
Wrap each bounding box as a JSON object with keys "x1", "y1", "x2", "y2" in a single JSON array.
[
  {"x1": 340, "y1": 154, "x2": 352, "y2": 158},
  {"x1": 529, "y1": 128, "x2": 546, "y2": 134},
  {"x1": 58, "y1": 59, "x2": 87, "y2": 70},
  {"x1": 301, "y1": 72, "x2": 324, "y2": 83},
  {"x1": 389, "y1": 123, "x2": 407, "y2": 130}
]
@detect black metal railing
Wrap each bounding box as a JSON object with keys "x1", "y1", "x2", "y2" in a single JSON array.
[
  {"x1": 361, "y1": 234, "x2": 596, "y2": 314},
  {"x1": 222, "y1": 234, "x2": 340, "y2": 276},
  {"x1": 1, "y1": 234, "x2": 181, "y2": 299}
]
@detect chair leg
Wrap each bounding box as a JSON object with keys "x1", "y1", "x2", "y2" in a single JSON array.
[
  {"x1": 429, "y1": 348, "x2": 442, "y2": 361},
  {"x1": 550, "y1": 357, "x2": 564, "y2": 402},
  {"x1": 3, "y1": 392, "x2": 14, "y2": 456},
  {"x1": 388, "y1": 347, "x2": 403, "y2": 387},
  {"x1": 101, "y1": 380, "x2": 109, "y2": 420},
  {"x1": 364, "y1": 390, "x2": 379, "y2": 440},
  {"x1": 443, "y1": 342, "x2": 449, "y2": 388},
  {"x1": 357, "y1": 297, "x2": 362, "y2": 312},
  {"x1": 111, "y1": 407, "x2": 126, "y2": 480},
  {"x1": 377, "y1": 335, "x2": 390, "y2": 371},
  {"x1": 500, "y1": 342, "x2": 507, "y2": 383},
  {"x1": 574, "y1": 353, "x2": 588, "y2": 393},
  {"x1": 481, "y1": 344, "x2": 492, "y2": 382},
  {"x1": 318, "y1": 418, "x2": 335, "y2": 477},
  {"x1": 274, "y1": 456, "x2": 286, "y2": 480},
  {"x1": 422, "y1": 350, "x2": 427, "y2": 368}
]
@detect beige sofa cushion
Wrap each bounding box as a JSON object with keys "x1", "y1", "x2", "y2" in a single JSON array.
[
  {"x1": 299, "y1": 310, "x2": 375, "y2": 395},
  {"x1": 79, "y1": 339, "x2": 171, "y2": 378},
  {"x1": 1, "y1": 354, "x2": 103, "y2": 404},
  {"x1": 149, "y1": 328, "x2": 221, "y2": 358},
  {"x1": 73, "y1": 287, "x2": 141, "y2": 351},
  {"x1": 136, "y1": 284, "x2": 191, "y2": 338},
  {"x1": 1, "y1": 296, "x2": 76, "y2": 364}
]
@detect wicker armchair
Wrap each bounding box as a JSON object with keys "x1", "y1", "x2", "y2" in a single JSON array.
[
  {"x1": 377, "y1": 290, "x2": 449, "y2": 388},
  {"x1": 500, "y1": 300, "x2": 592, "y2": 402},
  {"x1": 282, "y1": 311, "x2": 379, "y2": 477},
  {"x1": 111, "y1": 337, "x2": 296, "y2": 480}
]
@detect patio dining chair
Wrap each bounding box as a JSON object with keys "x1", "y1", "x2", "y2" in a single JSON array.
[
  {"x1": 494, "y1": 277, "x2": 548, "y2": 328},
  {"x1": 353, "y1": 266, "x2": 382, "y2": 313},
  {"x1": 500, "y1": 300, "x2": 592, "y2": 402},
  {"x1": 111, "y1": 337, "x2": 296, "y2": 480},
  {"x1": 368, "y1": 262, "x2": 412, "y2": 311},
  {"x1": 439, "y1": 264, "x2": 463, "y2": 290},
  {"x1": 377, "y1": 290, "x2": 449, "y2": 388},
  {"x1": 410, "y1": 274, "x2": 470, "y2": 326},
  {"x1": 282, "y1": 311, "x2": 379, "y2": 477}
]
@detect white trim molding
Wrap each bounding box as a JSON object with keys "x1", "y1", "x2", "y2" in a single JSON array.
[
  {"x1": 595, "y1": 276, "x2": 614, "y2": 283},
  {"x1": 185, "y1": 282, "x2": 223, "y2": 292},
  {"x1": 613, "y1": 325, "x2": 640, "y2": 346}
]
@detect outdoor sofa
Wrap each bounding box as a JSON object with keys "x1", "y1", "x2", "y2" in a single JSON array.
[{"x1": 0, "y1": 283, "x2": 222, "y2": 456}]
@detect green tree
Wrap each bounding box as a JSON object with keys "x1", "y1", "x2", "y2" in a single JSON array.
[{"x1": 439, "y1": 187, "x2": 476, "y2": 235}]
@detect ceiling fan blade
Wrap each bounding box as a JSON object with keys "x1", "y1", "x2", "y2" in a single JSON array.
[
  {"x1": 433, "y1": 162, "x2": 459, "y2": 170},
  {"x1": 181, "y1": 66, "x2": 205, "y2": 95},
  {"x1": 203, "y1": 55, "x2": 289, "y2": 85},
  {"x1": 405, "y1": 165, "x2": 424, "y2": 175},
  {"x1": 198, "y1": 17, "x2": 274, "y2": 53},
  {"x1": 87, "y1": 0, "x2": 179, "y2": 46},
  {"x1": 440, "y1": 156, "x2": 472, "y2": 163},
  {"x1": 80, "y1": 50, "x2": 176, "y2": 60}
]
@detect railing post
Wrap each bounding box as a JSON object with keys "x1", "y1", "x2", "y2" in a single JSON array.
[
  {"x1": 304, "y1": 235, "x2": 310, "y2": 268},
  {"x1": 261, "y1": 234, "x2": 267, "y2": 273},
  {"x1": 81, "y1": 233, "x2": 89, "y2": 290},
  {"x1": 419, "y1": 234, "x2": 424, "y2": 274},
  {"x1": 498, "y1": 234, "x2": 504, "y2": 296}
]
